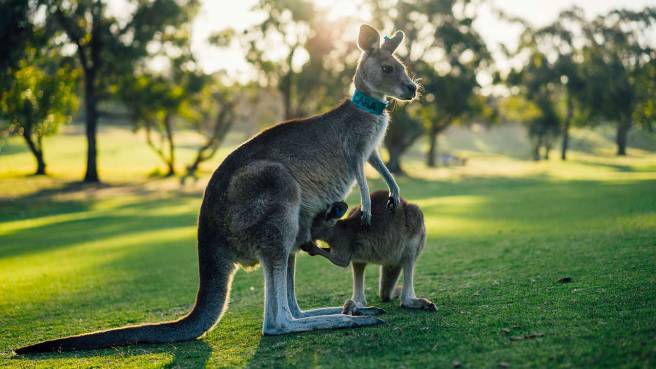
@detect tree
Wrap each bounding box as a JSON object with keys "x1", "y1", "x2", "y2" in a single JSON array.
[
  {"x1": 45, "y1": 0, "x2": 199, "y2": 182},
  {"x1": 122, "y1": 75, "x2": 178, "y2": 177},
  {"x1": 507, "y1": 51, "x2": 562, "y2": 160},
  {"x1": 579, "y1": 7, "x2": 656, "y2": 156},
  {"x1": 370, "y1": 0, "x2": 490, "y2": 170},
  {"x1": 0, "y1": 0, "x2": 36, "y2": 86},
  {"x1": 228, "y1": 0, "x2": 356, "y2": 120},
  {"x1": 181, "y1": 80, "x2": 241, "y2": 182},
  {"x1": 0, "y1": 47, "x2": 78, "y2": 175},
  {"x1": 384, "y1": 104, "x2": 423, "y2": 174},
  {"x1": 632, "y1": 59, "x2": 656, "y2": 133},
  {"x1": 532, "y1": 7, "x2": 587, "y2": 160},
  {"x1": 120, "y1": 16, "x2": 204, "y2": 177}
]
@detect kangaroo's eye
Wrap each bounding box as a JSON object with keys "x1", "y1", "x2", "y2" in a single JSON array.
[{"x1": 381, "y1": 65, "x2": 393, "y2": 73}]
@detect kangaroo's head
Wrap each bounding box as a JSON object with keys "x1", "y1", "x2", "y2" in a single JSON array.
[
  {"x1": 354, "y1": 24, "x2": 417, "y2": 101},
  {"x1": 308, "y1": 202, "x2": 352, "y2": 267}
]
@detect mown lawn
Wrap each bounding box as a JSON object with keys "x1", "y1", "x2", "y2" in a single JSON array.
[{"x1": 0, "y1": 126, "x2": 655, "y2": 368}]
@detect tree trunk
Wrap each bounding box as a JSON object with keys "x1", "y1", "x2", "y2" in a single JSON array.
[
  {"x1": 561, "y1": 93, "x2": 573, "y2": 161},
  {"x1": 163, "y1": 113, "x2": 175, "y2": 176},
  {"x1": 82, "y1": 5, "x2": 102, "y2": 183},
  {"x1": 426, "y1": 118, "x2": 450, "y2": 168},
  {"x1": 386, "y1": 145, "x2": 404, "y2": 175},
  {"x1": 22, "y1": 128, "x2": 46, "y2": 175},
  {"x1": 83, "y1": 69, "x2": 99, "y2": 182},
  {"x1": 532, "y1": 136, "x2": 542, "y2": 161},
  {"x1": 426, "y1": 121, "x2": 438, "y2": 168},
  {"x1": 616, "y1": 117, "x2": 631, "y2": 156}
]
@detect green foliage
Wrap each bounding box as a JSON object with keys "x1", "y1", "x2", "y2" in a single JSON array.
[
  {"x1": 498, "y1": 95, "x2": 541, "y2": 124},
  {"x1": 577, "y1": 7, "x2": 656, "y2": 155},
  {"x1": 632, "y1": 60, "x2": 656, "y2": 132},
  {"x1": 0, "y1": 46, "x2": 79, "y2": 174},
  {"x1": 41, "y1": 0, "x2": 201, "y2": 182},
  {"x1": 48, "y1": 0, "x2": 200, "y2": 100},
  {"x1": 120, "y1": 67, "x2": 206, "y2": 176},
  {"x1": 504, "y1": 7, "x2": 591, "y2": 160},
  {"x1": 226, "y1": 0, "x2": 356, "y2": 119},
  {"x1": 372, "y1": 0, "x2": 491, "y2": 168},
  {"x1": 0, "y1": 0, "x2": 39, "y2": 86}
]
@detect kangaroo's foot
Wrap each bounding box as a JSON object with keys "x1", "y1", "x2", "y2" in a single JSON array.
[
  {"x1": 341, "y1": 300, "x2": 386, "y2": 316},
  {"x1": 263, "y1": 314, "x2": 384, "y2": 335},
  {"x1": 295, "y1": 307, "x2": 343, "y2": 318},
  {"x1": 401, "y1": 297, "x2": 437, "y2": 311}
]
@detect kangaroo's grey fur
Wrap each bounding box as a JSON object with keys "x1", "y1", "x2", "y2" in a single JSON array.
[
  {"x1": 303, "y1": 191, "x2": 437, "y2": 312},
  {"x1": 14, "y1": 24, "x2": 418, "y2": 354}
]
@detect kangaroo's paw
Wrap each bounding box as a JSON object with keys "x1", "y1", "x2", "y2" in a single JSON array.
[
  {"x1": 342, "y1": 300, "x2": 386, "y2": 316},
  {"x1": 401, "y1": 297, "x2": 437, "y2": 311}
]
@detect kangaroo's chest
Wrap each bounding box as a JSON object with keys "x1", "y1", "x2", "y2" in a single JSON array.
[{"x1": 301, "y1": 116, "x2": 388, "y2": 209}]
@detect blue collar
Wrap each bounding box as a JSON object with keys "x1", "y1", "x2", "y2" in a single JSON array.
[{"x1": 351, "y1": 89, "x2": 388, "y2": 115}]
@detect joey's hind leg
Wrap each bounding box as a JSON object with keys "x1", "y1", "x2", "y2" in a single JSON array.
[
  {"x1": 379, "y1": 265, "x2": 402, "y2": 302},
  {"x1": 351, "y1": 262, "x2": 368, "y2": 306},
  {"x1": 399, "y1": 258, "x2": 437, "y2": 311},
  {"x1": 341, "y1": 263, "x2": 385, "y2": 316}
]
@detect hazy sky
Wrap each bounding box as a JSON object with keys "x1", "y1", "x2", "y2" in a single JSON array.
[{"x1": 183, "y1": 0, "x2": 655, "y2": 76}]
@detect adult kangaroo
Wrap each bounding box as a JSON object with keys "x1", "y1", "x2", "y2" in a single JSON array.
[{"x1": 15, "y1": 24, "x2": 417, "y2": 354}]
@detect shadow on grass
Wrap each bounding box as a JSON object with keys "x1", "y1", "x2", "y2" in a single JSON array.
[
  {"x1": 0, "y1": 191, "x2": 200, "y2": 259},
  {"x1": 576, "y1": 159, "x2": 656, "y2": 173},
  {"x1": 4, "y1": 173, "x2": 656, "y2": 261},
  {"x1": 11, "y1": 340, "x2": 213, "y2": 369}
]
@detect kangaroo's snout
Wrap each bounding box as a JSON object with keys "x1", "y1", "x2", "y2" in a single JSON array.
[{"x1": 402, "y1": 83, "x2": 417, "y2": 100}]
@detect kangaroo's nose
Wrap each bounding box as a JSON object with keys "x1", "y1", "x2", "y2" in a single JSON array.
[{"x1": 405, "y1": 83, "x2": 417, "y2": 95}]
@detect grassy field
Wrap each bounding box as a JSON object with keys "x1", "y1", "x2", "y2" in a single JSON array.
[{"x1": 1, "y1": 125, "x2": 655, "y2": 368}]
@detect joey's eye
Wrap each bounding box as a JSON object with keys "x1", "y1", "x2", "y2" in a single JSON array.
[{"x1": 381, "y1": 65, "x2": 393, "y2": 73}]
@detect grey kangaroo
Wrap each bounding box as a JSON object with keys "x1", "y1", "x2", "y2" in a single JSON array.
[
  {"x1": 15, "y1": 24, "x2": 417, "y2": 354},
  {"x1": 302, "y1": 191, "x2": 436, "y2": 314}
]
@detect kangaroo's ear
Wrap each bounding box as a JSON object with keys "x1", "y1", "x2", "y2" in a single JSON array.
[
  {"x1": 326, "y1": 202, "x2": 349, "y2": 220},
  {"x1": 358, "y1": 24, "x2": 380, "y2": 53},
  {"x1": 381, "y1": 30, "x2": 405, "y2": 53}
]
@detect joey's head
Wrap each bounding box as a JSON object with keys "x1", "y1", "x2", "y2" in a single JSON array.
[
  {"x1": 353, "y1": 24, "x2": 417, "y2": 101},
  {"x1": 310, "y1": 201, "x2": 349, "y2": 240},
  {"x1": 309, "y1": 201, "x2": 352, "y2": 267}
]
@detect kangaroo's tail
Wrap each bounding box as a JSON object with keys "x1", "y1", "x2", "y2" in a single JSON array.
[{"x1": 14, "y1": 233, "x2": 236, "y2": 355}]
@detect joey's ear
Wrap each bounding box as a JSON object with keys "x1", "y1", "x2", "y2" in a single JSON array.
[
  {"x1": 358, "y1": 24, "x2": 380, "y2": 53},
  {"x1": 326, "y1": 202, "x2": 349, "y2": 220},
  {"x1": 381, "y1": 30, "x2": 404, "y2": 53}
]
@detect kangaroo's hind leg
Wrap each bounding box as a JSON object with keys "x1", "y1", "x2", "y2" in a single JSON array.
[
  {"x1": 341, "y1": 263, "x2": 385, "y2": 316},
  {"x1": 286, "y1": 253, "x2": 345, "y2": 318},
  {"x1": 399, "y1": 256, "x2": 437, "y2": 311},
  {"x1": 379, "y1": 265, "x2": 402, "y2": 302},
  {"x1": 261, "y1": 235, "x2": 383, "y2": 335},
  {"x1": 229, "y1": 161, "x2": 383, "y2": 334}
]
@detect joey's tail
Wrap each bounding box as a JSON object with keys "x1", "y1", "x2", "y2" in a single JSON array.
[{"x1": 15, "y1": 235, "x2": 237, "y2": 354}]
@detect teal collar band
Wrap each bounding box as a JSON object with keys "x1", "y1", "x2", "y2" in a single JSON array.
[{"x1": 351, "y1": 89, "x2": 388, "y2": 115}]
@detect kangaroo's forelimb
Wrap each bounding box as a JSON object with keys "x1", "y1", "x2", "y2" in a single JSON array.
[
  {"x1": 354, "y1": 159, "x2": 372, "y2": 226},
  {"x1": 368, "y1": 150, "x2": 401, "y2": 210}
]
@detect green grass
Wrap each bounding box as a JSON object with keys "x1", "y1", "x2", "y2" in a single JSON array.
[{"x1": 1, "y1": 125, "x2": 655, "y2": 368}]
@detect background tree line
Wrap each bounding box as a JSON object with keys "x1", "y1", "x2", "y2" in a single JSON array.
[{"x1": 1, "y1": 0, "x2": 655, "y2": 181}]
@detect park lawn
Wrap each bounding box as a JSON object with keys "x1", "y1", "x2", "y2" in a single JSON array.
[{"x1": 0, "y1": 127, "x2": 655, "y2": 369}]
